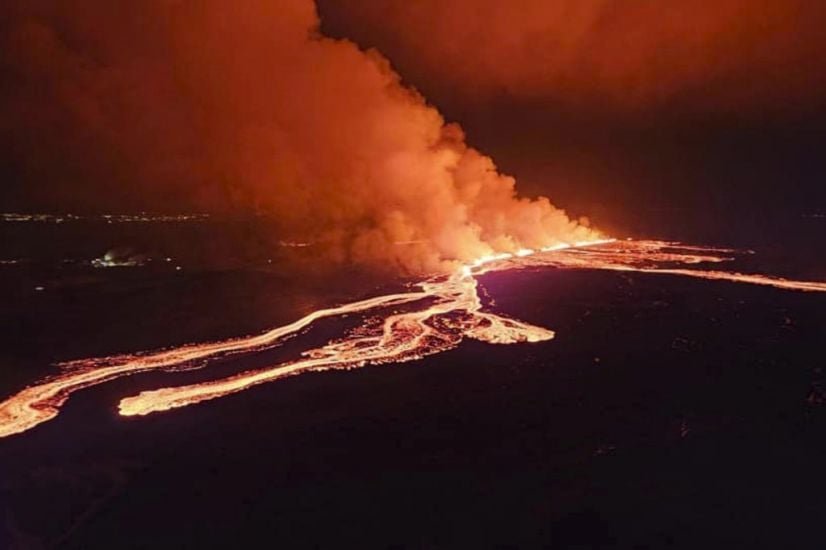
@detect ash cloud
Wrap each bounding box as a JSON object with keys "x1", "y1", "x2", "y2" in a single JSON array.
[
  {"x1": 320, "y1": 0, "x2": 826, "y2": 114},
  {"x1": 0, "y1": 0, "x2": 597, "y2": 273}
]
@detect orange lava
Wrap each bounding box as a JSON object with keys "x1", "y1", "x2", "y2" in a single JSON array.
[
  {"x1": 0, "y1": 291, "x2": 430, "y2": 438},
  {"x1": 1, "y1": 239, "x2": 824, "y2": 438},
  {"x1": 516, "y1": 240, "x2": 826, "y2": 293}
]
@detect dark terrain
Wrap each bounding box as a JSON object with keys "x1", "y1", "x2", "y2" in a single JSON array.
[{"x1": 1, "y1": 215, "x2": 825, "y2": 549}]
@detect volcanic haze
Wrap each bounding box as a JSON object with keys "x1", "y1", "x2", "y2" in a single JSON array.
[{"x1": 0, "y1": 0, "x2": 598, "y2": 272}]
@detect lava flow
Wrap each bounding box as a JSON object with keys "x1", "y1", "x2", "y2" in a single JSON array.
[{"x1": 1, "y1": 239, "x2": 825, "y2": 438}]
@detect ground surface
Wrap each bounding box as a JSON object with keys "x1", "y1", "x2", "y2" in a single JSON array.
[{"x1": 1, "y1": 218, "x2": 825, "y2": 548}]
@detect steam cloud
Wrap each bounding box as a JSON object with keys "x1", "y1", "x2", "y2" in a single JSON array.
[
  {"x1": 322, "y1": 0, "x2": 826, "y2": 113},
  {"x1": 0, "y1": 0, "x2": 597, "y2": 273}
]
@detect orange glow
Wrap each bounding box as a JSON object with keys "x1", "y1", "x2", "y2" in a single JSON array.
[
  {"x1": 514, "y1": 240, "x2": 826, "y2": 292},
  {"x1": 0, "y1": 0, "x2": 603, "y2": 273},
  {"x1": 1, "y1": 239, "x2": 824, "y2": 438},
  {"x1": 326, "y1": 0, "x2": 826, "y2": 112},
  {"x1": 0, "y1": 291, "x2": 430, "y2": 438}
]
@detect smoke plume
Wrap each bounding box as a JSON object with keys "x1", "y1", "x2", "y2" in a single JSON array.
[
  {"x1": 0, "y1": 0, "x2": 598, "y2": 273},
  {"x1": 320, "y1": 0, "x2": 826, "y2": 114}
]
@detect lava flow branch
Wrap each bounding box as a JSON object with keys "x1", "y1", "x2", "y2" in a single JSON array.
[{"x1": 1, "y1": 239, "x2": 825, "y2": 438}]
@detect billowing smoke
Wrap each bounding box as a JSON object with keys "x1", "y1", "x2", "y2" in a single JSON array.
[
  {"x1": 0, "y1": 0, "x2": 598, "y2": 273},
  {"x1": 320, "y1": 0, "x2": 826, "y2": 114}
]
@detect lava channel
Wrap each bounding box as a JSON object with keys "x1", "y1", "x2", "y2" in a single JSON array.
[{"x1": 1, "y1": 239, "x2": 824, "y2": 438}]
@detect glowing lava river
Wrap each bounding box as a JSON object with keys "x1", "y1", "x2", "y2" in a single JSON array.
[{"x1": 1, "y1": 239, "x2": 825, "y2": 439}]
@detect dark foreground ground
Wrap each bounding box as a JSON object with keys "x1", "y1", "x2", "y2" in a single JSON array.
[{"x1": 1, "y1": 216, "x2": 825, "y2": 549}]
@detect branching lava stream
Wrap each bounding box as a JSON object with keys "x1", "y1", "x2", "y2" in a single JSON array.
[{"x1": 1, "y1": 239, "x2": 825, "y2": 438}]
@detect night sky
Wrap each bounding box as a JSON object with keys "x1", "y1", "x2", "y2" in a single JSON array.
[
  {"x1": 2, "y1": 5, "x2": 826, "y2": 547},
  {"x1": 317, "y1": 1, "x2": 826, "y2": 231},
  {"x1": 2, "y1": 1, "x2": 826, "y2": 245}
]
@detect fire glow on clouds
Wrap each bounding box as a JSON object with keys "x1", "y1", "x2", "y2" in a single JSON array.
[{"x1": 2, "y1": 0, "x2": 597, "y2": 273}]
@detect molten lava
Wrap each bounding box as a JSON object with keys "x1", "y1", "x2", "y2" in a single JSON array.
[{"x1": 1, "y1": 239, "x2": 825, "y2": 438}]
